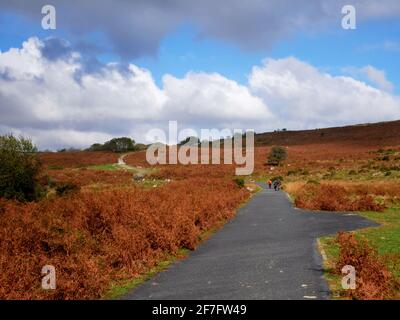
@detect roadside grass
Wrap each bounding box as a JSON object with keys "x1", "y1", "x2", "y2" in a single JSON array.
[
  {"x1": 104, "y1": 249, "x2": 189, "y2": 300},
  {"x1": 319, "y1": 206, "x2": 400, "y2": 298},
  {"x1": 317, "y1": 238, "x2": 344, "y2": 299}
]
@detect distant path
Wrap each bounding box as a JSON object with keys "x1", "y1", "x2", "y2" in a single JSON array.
[
  {"x1": 123, "y1": 183, "x2": 377, "y2": 300},
  {"x1": 116, "y1": 153, "x2": 155, "y2": 176},
  {"x1": 117, "y1": 154, "x2": 128, "y2": 165},
  {"x1": 116, "y1": 153, "x2": 137, "y2": 170}
]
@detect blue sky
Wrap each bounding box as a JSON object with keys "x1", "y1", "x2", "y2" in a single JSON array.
[
  {"x1": 1, "y1": 8, "x2": 398, "y2": 90},
  {"x1": 139, "y1": 18, "x2": 400, "y2": 92},
  {"x1": 0, "y1": 1, "x2": 399, "y2": 149}
]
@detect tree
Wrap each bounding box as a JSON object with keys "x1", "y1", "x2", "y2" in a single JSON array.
[
  {"x1": 104, "y1": 137, "x2": 136, "y2": 152},
  {"x1": 267, "y1": 146, "x2": 287, "y2": 166},
  {"x1": 88, "y1": 143, "x2": 104, "y2": 152},
  {"x1": 0, "y1": 134, "x2": 42, "y2": 201},
  {"x1": 89, "y1": 137, "x2": 137, "y2": 152}
]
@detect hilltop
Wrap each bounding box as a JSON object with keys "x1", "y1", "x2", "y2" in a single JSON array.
[{"x1": 255, "y1": 120, "x2": 400, "y2": 147}]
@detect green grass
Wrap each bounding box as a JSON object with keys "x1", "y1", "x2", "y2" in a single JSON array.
[
  {"x1": 104, "y1": 249, "x2": 189, "y2": 300},
  {"x1": 357, "y1": 207, "x2": 400, "y2": 278},
  {"x1": 122, "y1": 165, "x2": 158, "y2": 175},
  {"x1": 317, "y1": 238, "x2": 343, "y2": 299},
  {"x1": 138, "y1": 179, "x2": 167, "y2": 189},
  {"x1": 87, "y1": 164, "x2": 120, "y2": 171},
  {"x1": 87, "y1": 163, "x2": 157, "y2": 175},
  {"x1": 318, "y1": 206, "x2": 400, "y2": 298}
]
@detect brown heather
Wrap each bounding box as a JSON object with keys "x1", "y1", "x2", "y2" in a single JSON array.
[
  {"x1": 0, "y1": 177, "x2": 248, "y2": 299},
  {"x1": 335, "y1": 232, "x2": 400, "y2": 300}
]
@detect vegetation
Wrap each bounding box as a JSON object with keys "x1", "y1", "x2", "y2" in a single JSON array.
[
  {"x1": 2, "y1": 120, "x2": 400, "y2": 299},
  {"x1": 40, "y1": 151, "x2": 119, "y2": 168},
  {"x1": 0, "y1": 177, "x2": 248, "y2": 299},
  {"x1": 233, "y1": 177, "x2": 245, "y2": 188},
  {"x1": 88, "y1": 137, "x2": 137, "y2": 153},
  {"x1": 284, "y1": 181, "x2": 398, "y2": 212},
  {"x1": 320, "y1": 207, "x2": 400, "y2": 300},
  {"x1": 0, "y1": 134, "x2": 42, "y2": 201},
  {"x1": 334, "y1": 232, "x2": 399, "y2": 299},
  {"x1": 267, "y1": 146, "x2": 287, "y2": 165}
]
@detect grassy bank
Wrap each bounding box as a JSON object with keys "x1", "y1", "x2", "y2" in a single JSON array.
[{"x1": 319, "y1": 206, "x2": 400, "y2": 299}]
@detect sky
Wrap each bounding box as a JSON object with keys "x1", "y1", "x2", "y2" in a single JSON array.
[{"x1": 0, "y1": 0, "x2": 399, "y2": 150}]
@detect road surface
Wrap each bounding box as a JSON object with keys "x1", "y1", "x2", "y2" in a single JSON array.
[{"x1": 123, "y1": 183, "x2": 377, "y2": 300}]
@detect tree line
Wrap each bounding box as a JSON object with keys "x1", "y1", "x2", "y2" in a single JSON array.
[{"x1": 88, "y1": 137, "x2": 146, "y2": 153}]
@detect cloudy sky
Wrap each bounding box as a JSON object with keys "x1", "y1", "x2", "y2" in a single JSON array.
[{"x1": 0, "y1": 0, "x2": 399, "y2": 150}]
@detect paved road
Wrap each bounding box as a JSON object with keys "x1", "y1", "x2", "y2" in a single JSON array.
[{"x1": 123, "y1": 184, "x2": 378, "y2": 300}]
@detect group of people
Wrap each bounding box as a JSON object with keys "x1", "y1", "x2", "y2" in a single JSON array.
[{"x1": 267, "y1": 179, "x2": 281, "y2": 191}]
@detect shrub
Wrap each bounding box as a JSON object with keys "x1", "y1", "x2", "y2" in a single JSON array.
[
  {"x1": 0, "y1": 177, "x2": 249, "y2": 299},
  {"x1": 267, "y1": 146, "x2": 287, "y2": 166},
  {"x1": 233, "y1": 178, "x2": 245, "y2": 188},
  {"x1": 271, "y1": 176, "x2": 284, "y2": 182},
  {"x1": 89, "y1": 137, "x2": 137, "y2": 153},
  {"x1": 335, "y1": 232, "x2": 399, "y2": 300},
  {"x1": 288, "y1": 182, "x2": 387, "y2": 212},
  {"x1": 0, "y1": 134, "x2": 42, "y2": 201},
  {"x1": 55, "y1": 183, "x2": 80, "y2": 196}
]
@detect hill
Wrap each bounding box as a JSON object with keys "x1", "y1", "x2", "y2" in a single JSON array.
[{"x1": 255, "y1": 120, "x2": 400, "y2": 147}]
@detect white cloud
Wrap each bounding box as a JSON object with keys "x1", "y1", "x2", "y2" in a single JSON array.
[
  {"x1": 0, "y1": 38, "x2": 272, "y2": 149},
  {"x1": 360, "y1": 65, "x2": 394, "y2": 92},
  {"x1": 1, "y1": 38, "x2": 400, "y2": 150},
  {"x1": 162, "y1": 72, "x2": 272, "y2": 122},
  {"x1": 249, "y1": 57, "x2": 400, "y2": 128}
]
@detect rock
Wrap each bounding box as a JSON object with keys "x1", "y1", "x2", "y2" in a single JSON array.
[{"x1": 133, "y1": 173, "x2": 144, "y2": 181}]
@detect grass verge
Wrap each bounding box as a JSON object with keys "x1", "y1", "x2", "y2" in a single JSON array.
[
  {"x1": 104, "y1": 249, "x2": 189, "y2": 300},
  {"x1": 318, "y1": 206, "x2": 400, "y2": 299}
]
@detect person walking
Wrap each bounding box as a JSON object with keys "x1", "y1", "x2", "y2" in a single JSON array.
[
  {"x1": 273, "y1": 179, "x2": 281, "y2": 191},
  {"x1": 268, "y1": 179, "x2": 272, "y2": 189}
]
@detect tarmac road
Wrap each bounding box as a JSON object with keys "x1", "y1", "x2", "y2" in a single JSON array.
[{"x1": 123, "y1": 183, "x2": 377, "y2": 300}]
